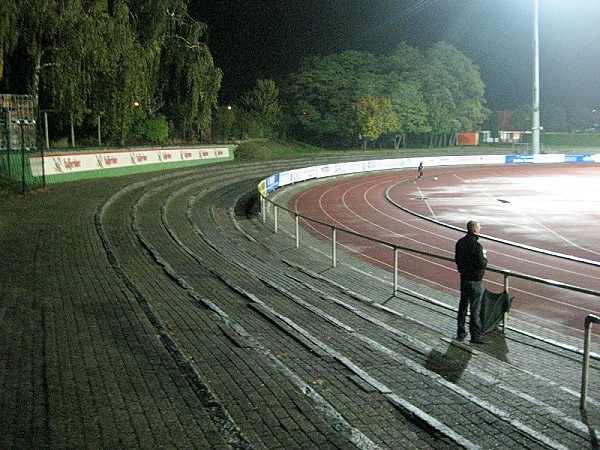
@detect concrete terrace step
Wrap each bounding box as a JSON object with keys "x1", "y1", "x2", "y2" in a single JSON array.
[
  {"x1": 216, "y1": 178, "x2": 600, "y2": 446},
  {"x1": 1, "y1": 155, "x2": 599, "y2": 449}
]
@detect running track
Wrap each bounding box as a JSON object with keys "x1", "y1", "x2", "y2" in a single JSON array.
[{"x1": 289, "y1": 164, "x2": 600, "y2": 340}]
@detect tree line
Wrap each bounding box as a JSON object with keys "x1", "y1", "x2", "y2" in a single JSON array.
[
  {"x1": 12, "y1": 1, "x2": 579, "y2": 149},
  {"x1": 280, "y1": 42, "x2": 488, "y2": 149},
  {"x1": 215, "y1": 41, "x2": 490, "y2": 149},
  {"x1": 1, "y1": 0, "x2": 221, "y2": 145}
]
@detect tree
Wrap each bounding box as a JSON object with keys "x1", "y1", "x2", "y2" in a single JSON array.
[
  {"x1": 135, "y1": 115, "x2": 169, "y2": 144},
  {"x1": 213, "y1": 105, "x2": 237, "y2": 141},
  {"x1": 94, "y1": 1, "x2": 148, "y2": 144},
  {"x1": 355, "y1": 96, "x2": 400, "y2": 149},
  {"x1": 511, "y1": 104, "x2": 532, "y2": 132},
  {"x1": 161, "y1": 18, "x2": 221, "y2": 142},
  {"x1": 5, "y1": 0, "x2": 102, "y2": 117},
  {"x1": 387, "y1": 42, "x2": 424, "y2": 81},
  {"x1": 1, "y1": 0, "x2": 220, "y2": 146},
  {"x1": 239, "y1": 79, "x2": 281, "y2": 138},
  {"x1": 281, "y1": 50, "x2": 384, "y2": 147},
  {"x1": 385, "y1": 79, "x2": 429, "y2": 148},
  {"x1": 282, "y1": 42, "x2": 486, "y2": 148},
  {"x1": 490, "y1": 110, "x2": 500, "y2": 140},
  {"x1": 419, "y1": 42, "x2": 488, "y2": 146},
  {"x1": 0, "y1": 0, "x2": 18, "y2": 82}
]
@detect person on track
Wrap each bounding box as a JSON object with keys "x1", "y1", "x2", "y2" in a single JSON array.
[
  {"x1": 416, "y1": 161, "x2": 423, "y2": 180},
  {"x1": 455, "y1": 220, "x2": 488, "y2": 344}
]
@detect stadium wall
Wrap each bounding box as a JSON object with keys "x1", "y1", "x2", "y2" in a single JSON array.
[
  {"x1": 259, "y1": 153, "x2": 599, "y2": 196},
  {"x1": 18, "y1": 145, "x2": 235, "y2": 184}
]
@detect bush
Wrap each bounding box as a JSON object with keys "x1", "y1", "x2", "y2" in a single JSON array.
[
  {"x1": 234, "y1": 140, "x2": 271, "y2": 161},
  {"x1": 137, "y1": 115, "x2": 169, "y2": 144}
]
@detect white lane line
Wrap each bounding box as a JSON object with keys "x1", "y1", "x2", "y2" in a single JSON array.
[{"x1": 416, "y1": 186, "x2": 437, "y2": 221}]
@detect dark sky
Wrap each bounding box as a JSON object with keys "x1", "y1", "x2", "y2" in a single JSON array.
[{"x1": 190, "y1": 0, "x2": 600, "y2": 111}]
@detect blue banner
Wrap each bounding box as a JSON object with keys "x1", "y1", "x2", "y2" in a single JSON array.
[
  {"x1": 565, "y1": 154, "x2": 595, "y2": 163},
  {"x1": 505, "y1": 155, "x2": 534, "y2": 164},
  {"x1": 265, "y1": 173, "x2": 280, "y2": 193}
]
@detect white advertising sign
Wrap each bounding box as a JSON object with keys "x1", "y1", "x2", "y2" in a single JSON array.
[{"x1": 29, "y1": 146, "x2": 230, "y2": 177}]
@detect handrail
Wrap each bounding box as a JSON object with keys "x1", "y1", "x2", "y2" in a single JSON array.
[
  {"x1": 259, "y1": 163, "x2": 600, "y2": 411},
  {"x1": 581, "y1": 314, "x2": 600, "y2": 410},
  {"x1": 260, "y1": 193, "x2": 600, "y2": 339},
  {"x1": 261, "y1": 193, "x2": 600, "y2": 298},
  {"x1": 263, "y1": 191, "x2": 600, "y2": 407}
]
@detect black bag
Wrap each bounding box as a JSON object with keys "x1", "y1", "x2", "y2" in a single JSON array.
[{"x1": 481, "y1": 289, "x2": 513, "y2": 334}]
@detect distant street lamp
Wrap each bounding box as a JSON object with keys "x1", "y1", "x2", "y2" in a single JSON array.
[{"x1": 532, "y1": 0, "x2": 541, "y2": 154}]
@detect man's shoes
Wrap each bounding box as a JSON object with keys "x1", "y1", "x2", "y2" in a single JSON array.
[
  {"x1": 456, "y1": 333, "x2": 467, "y2": 341},
  {"x1": 470, "y1": 337, "x2": 489, "y2": 344}
]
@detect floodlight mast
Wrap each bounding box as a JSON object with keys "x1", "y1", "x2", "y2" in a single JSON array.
[{"x1": 532, "y1": 0, "x2": 541, "y2": 154}]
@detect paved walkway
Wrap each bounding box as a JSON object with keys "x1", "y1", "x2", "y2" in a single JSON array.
[{"x1": 1, "y1": 158, "x2": 599, "y2": 449}]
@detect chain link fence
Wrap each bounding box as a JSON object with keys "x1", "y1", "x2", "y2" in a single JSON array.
[{"x1": 0, "y1": 94, "x2": 45, "y2": 191}]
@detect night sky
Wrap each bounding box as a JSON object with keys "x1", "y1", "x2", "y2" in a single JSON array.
[{"x1": 190, "y1": 0, "x2": 600, "y2": 111}]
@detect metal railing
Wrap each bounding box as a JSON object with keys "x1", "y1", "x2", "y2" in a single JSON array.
[
  {"x1": 261, "y1": 192, "x2": 600, "y2": 408},
  {"x1": 260, "y1": 193, "x2": 600, "y2": 336},
  {"x1": 581, "y1": 314, "x2": 600, "y2": 410}
]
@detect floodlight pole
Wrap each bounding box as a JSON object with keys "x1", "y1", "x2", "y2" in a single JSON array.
[{"x1": 532, "y1": 0, "x2": 541, "y2": 154}]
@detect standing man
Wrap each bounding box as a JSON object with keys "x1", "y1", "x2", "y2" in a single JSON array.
[
  {"x1": 416, "y1": 161, "x2": 423, "y2": 180},
  {"x1": 455, "y1": 220, "x2": 488, "y2": 344}
]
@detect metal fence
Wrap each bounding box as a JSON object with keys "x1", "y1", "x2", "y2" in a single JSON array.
[
  {"x1": 260, "y1": 193, "x2": 600, "y2": 409},
  {"x1": 1, "y1": 94, "x2": 45, "y2": 191}
]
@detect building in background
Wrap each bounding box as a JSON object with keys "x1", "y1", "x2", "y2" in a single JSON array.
[{"x1": 480, "y1": 110, "x2": 525, "y2": 144}]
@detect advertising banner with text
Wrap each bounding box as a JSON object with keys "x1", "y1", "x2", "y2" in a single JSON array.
[{"x1": 29, "y1": 146, "x2": 231, "y2": 177}]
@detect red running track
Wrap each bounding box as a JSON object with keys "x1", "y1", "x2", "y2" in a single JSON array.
[{"x1": 289, "y1": 164, "x2": 600, "y2": 341}]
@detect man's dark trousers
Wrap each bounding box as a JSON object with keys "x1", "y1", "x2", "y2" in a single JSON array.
[{"x1": 457, "y1": 279, "x2": 484, "y2": 339}]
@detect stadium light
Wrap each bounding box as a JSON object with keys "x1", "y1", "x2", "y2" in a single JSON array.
[{"x1": 532, "y1": 0, "x2": 540, "y2": 154}]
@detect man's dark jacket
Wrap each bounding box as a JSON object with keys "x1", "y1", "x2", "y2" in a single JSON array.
[{"x1": 455, "y1": 233, "x2": 488, "y2": 281}]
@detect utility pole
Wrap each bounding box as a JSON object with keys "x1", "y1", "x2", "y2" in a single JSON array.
[{"x1": 532, "y1": 0, "x2": 541, "y2": 154}]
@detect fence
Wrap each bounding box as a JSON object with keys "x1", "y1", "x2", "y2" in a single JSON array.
[
  {"x1": 259, "y1": 192, "x2": 600, "y2": 409},
  {"x1": 0, "y1": 95, "x2": 45, "y2": 192},
  {"x1": 0, "y1": 94, "x2": 236, "y2": 191},
  {"x1": 582, "y1": 314, "x2": 600, "y2": 410}
]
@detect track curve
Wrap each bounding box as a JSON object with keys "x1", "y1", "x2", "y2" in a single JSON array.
[{"x1": 289, "y1": 164, "x2": 600, "y2": 339}]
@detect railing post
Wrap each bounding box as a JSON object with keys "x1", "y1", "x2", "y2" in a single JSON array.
[
  {"x1": 295, "y1": 214, "x2": 300, "y2": 248},
  {"x1": 258, "y1": 187, "x2": 600, "y2": 366},
  {"x1": 581, "y1": 314, "x2": 600, "y2": 410},
  {"x1": 503, "y1": 274, "x2": 510, "y2": 334},
  {"x1": 332, "y1": 228, "x2": 337, "y2": 268},
  {"x1": 261, "y1": 196, "x2": 266, "y2": 223},
  {"x1": 393, "y1": 248, "x2": 399, "y2": 293}
]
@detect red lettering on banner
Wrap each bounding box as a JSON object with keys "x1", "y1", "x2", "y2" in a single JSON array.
[
  {"x1": 201, "y1": 151, "x2": 209, "y2": 157},
  {"x1": 64, "y1": 158, "x2": 81, "y2": 170},
  {"x1": 104, "y1": 156, "x2": 118, "y2": 166},
  {"x1": 162, "y1": 152, "x2": 172, "y2": 160},
  {"x1": 136, "y1": 154, "x2": 148, "y2": 162},
  {"x1": 182, "y1": 151, "x2": 192, "y2": 159},
  {"x1": 216, "y1": 150, "x2": 223, "y2": 156}
]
